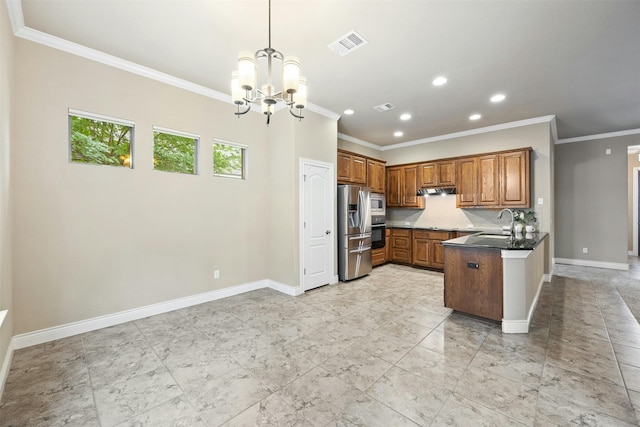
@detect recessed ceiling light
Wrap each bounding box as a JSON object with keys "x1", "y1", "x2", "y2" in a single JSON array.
[
  {"x1": 400, "y1": 113, "x2": 412, "y2": 121},
  {"x1": 469, "y1": 114, "x2": 482, "y2": 121},
  {"x1": 394, "y1": 131, "x2": 404, "y2": 137},
  {"x1": 432, "y1": 76, "x2": 448, "y2": 86},
  {"x1": 344, "y1": 109, "x2": 354, "y2": 115},
  {"x1": 490, "y1": 93, "x2": 506, "y2": 103}
]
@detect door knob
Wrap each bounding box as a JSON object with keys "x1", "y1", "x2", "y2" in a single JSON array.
[{"x1": 326, "y1": 230, "x2": 331, "y2": 235}]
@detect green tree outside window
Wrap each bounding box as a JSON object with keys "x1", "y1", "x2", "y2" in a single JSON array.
[
  {"x1": 213, "y1": 142, "x2": 245, "y2": 178},
  {"x1": 69, "y1": 115, "x2": 132, "y2": 167},
  {"x1": 153, "y1": 131, "x2": 197, "y2": 175}
]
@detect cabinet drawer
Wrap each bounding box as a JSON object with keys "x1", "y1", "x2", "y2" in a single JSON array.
[
  {"x1": 413, "y1": 230, "x2": 451, "y2": 240},
  {"x1": 392, "y1": 237, "x2": 411, "y2": 250},
  {"x1": 391, "y1": 228, "x2": 411, "y2": 237}
]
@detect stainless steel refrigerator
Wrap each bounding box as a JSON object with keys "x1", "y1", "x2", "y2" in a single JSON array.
[{"x1": 337, "y1": 184, "x2": 372, "y2": 281}]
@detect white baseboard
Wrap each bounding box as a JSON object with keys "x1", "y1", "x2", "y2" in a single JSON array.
[
  {"x1": 553, "y1": 257, "x2": 629, "y2": 271},
  {"x1": 12, "y1": 278, "x2": 300, "y2": 350},
  {"x1": 0, "y1": 338, "x2": 14, "y2": 398},
  {"x1": 330, "y1": 274, "x2": 339, "y2": 285}
]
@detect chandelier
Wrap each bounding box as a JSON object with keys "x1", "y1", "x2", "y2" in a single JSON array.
[{"x1": 231, "y1": 0, "x2": 307, "y2": 125}]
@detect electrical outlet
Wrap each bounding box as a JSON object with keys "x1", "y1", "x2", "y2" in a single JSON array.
[
  {"x1": 605, "y1": 148, "x2": 611, "y2": 155},
  {"x1": 538, "y1": 198, "x2": 544, "y2": 205},
  {"x1": 582, "y1": 248, "x2": 588, "y2": 254},
  {"x1": 214, "y1": 270, "x2": 220, "y2": 279}
]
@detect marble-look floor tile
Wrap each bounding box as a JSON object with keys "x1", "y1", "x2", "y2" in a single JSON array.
[
  {"x1": 467, "y1": 349, "x2": 543, "y2": 387},
  {"x1": 546, "y1": 331, "x2": 616, "y2": 361},
  {"x1": 540, "y1": 364, "x2": 636, "y2": 424},
  {"x1": 3, "y1": 357, "x2": 90, "y2": 397},
  {"x1": 0, "y1": 385, "x2": 99, "y2": 427},
  {"x1": 629, "y1": 390, "x2": 640, "y2": 424},
  {"x1": 276, "y1": 366, "x2": 364, "y2": 427},
  {"x1": 431, "y1": 392, "x2": 526, "y2": 427},
  {"x1": 614, "y1": 343, "x2": 640, "y2": 368},
  {"x1": 366, "y1": 366, "x2": 450, "y2": 426},
  {"x1": 82, "y1": 322, "x2": 145, "y2": 349},
  {"x1": 7, "y1": 336, "x2": 85, "y2": 370},
  {"x1": 321, "y1": 346, "x2": 392, "y2": 392},
  {"x1": 545, "y1": 343, "x2": 624, "y2": 386},
  {"x1": 396, "y1": 345, "x2": 468, "y2": 391},
  {"x1": 168, "y1": 350, "x2": 241, "y2": 395},
  {"x1": 335, "y1": 395, "x2": 420, "y2": 427},
  {"x1": 244, "y1": 345, "x2": 318, "y2": 391},
  {"x1": 222, "y1": 393, "x2": 311, "y2": 427},
  {"x1": 93, "y1": 367, "x2": 182, "y2": 427},
  {"x1": 349, "y1": 329, "x2": 417, "y2": 364},
  {"x1": 186, "y1": 366, "x2": 271, "y2": 426},
  {"x1": 113, "y1": 395, "x2": 206, "y2": 427},
  {"x1": 620, "y1": 363, "x2": 640, "y2": 393},
  {"x1": 534, "y1": 391, "x2": 637, "y2": 427},
  {"x1": 454, "y1": 367, "x2": 539, "y2": 426}
]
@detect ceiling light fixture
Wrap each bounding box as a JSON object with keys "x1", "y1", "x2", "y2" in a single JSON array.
[
  {"x1": 432, "y1": 76, "x2": 448, "y2": 86},
  {"x1": 344, "y1": 109, "x2": 355, "y2": 115},
  {"x1": 231, "y1": 0, "x2": 307, "y2": 126},
  {"x1": 394, "y1": 131, "x2": 404, "y2": 137},
  {"x1": 490, "y1": 93, "x2": 506, "y2": 103},
  {"x1": 400, "y1": 113, "x2": 412, "y2": 121},
  {"x1": 469, "y1": 114, "x2": 482, "y2": 121}
]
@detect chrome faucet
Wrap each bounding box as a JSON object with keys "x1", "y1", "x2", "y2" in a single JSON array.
[{"x1": 497, "y1": 208, "x2": 514, "y2": 238}]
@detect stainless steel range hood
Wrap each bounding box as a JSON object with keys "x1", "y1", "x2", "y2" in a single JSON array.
[{"x1": 417, "y1": 187, "x2": 457, "y2": 196}]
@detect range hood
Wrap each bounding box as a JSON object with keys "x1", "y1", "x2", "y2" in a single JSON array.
[{"x1": 417, "y1": 187, "x2": 457, "y2": 196}]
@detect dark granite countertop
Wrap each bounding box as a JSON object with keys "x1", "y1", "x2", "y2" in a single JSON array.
[
  {"x1": 387, "y1": 224, "x2": 500, "y2": 234},
  {"x1": 441, "y1": 232, "x2": 548, "y2": 250}
]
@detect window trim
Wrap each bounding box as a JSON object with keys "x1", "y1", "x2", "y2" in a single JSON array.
[
  {"x1": 152, "y1": 126, "x2": 200, "y2": 175},
  {"x1": 213, "y1": 138, "x2": 248, "y2": 180},
  {"x1": 68, "y1": 109, "x2": 135, "y2": 168}
]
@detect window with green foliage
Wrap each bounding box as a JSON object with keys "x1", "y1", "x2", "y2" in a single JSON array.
[
  {"x1": 153, "y1": 128, "x2": 198, "y2": 175},
  {"x1": 213, "y1": 140, "x2": 246, "y2": 179},
  {"x1": 69, "y1": 110, "x2": 134, "y2": 167}
]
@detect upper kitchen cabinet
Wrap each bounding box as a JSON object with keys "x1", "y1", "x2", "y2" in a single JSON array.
[
  {"x1": 387, "y1": 164, "x2": 424, "y2": 208},
  {"x1": 456, "y1": 148, "x2": 531, "y2": 209},
  {"x1": 367, "y1": 158, "x2": 386, "y2": 193},
  {"x1": 419, "y1": 160, "x2": 456, "y2": 187},
  {"x1": 337, "y1": 150, "x2": 367, "y2": 185}
]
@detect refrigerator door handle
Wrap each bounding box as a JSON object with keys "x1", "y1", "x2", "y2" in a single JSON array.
[{"x1": 349, "y1": 247, "x2": 371, "y2": 253}]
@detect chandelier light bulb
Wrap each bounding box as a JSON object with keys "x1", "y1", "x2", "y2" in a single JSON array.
[
  {"x1": 282, "y1": 56, "x2": 300, "y2": 94},
  {"x1": 294, "y1": 77, "x2": 308, "y2": 110},
  {"x1": 237, "y1": 51, "x2": 256, "y2": 91}
]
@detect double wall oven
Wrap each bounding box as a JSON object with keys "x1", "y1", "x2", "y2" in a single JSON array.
[{"x1": 370, "y1": 193, "x2": 386, "y2": 249}]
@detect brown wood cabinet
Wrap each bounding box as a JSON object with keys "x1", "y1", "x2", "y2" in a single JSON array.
[
  {"x1": 456, "y1": 148, "x2": 530, "y2": 209},
  {"x1": 412, "y1": 230, "x2": 453, "y2": 269},
  {"x1": 337, "y1": 151, "x2": 366, "y2": 185},
  {"x1": 372, "y1": 248, "x2": 385, "y2": 267},
  {"x1": 386, "y1": 165, "x2": 424, "y2": 208},
  {"x1": 385, "y1": 228, "x2": 391, "y2": 262},
  {"x1": 367, "y1": 159, "x2": 386, "y2": 193},
  {"x1": 419, "y1": 160, "x2": 456, "y2": 188},
  {"x1": 390, "y1": 228, "x2": 412, "y2": 264},
  {"x1": 444, "y1": 246, "x2": 503, "y2": 321}
]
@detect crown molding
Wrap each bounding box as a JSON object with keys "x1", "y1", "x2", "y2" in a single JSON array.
[
  {"x1": 6, "y1": 1, "x2": 339, "y2": 122},
  {"x1": 337, "y1": 133, "x2": 383, "y2": 151},
  {"x1": 556, "y1": 128, "x2": 640, "y2": 145}
]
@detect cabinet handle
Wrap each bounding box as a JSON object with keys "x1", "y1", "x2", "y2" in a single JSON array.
[{"x1": 467, "y1": 262, "x2": 479, "y2": 269}]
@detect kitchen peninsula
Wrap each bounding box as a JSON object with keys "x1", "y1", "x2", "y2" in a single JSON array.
[{"x1": 442, "y1": 232, "x2": 548, "y2": 334}]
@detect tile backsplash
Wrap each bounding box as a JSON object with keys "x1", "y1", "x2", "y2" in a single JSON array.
[{"x1": 387, "y1": 194, "x2": 545, "y2": 231}]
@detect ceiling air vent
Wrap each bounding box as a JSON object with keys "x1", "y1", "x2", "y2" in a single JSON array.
[
  {"x1": 328, "y1": 30, "x2": 368, "y2": 56},
  {"x1": 373, "y1": 103, "x2": 396, "y2": 112}
]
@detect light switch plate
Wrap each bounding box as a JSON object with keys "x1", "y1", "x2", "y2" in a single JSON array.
[
  {"x1": 538, "y1": 198, "x2": 544, "y2": 205},
  {"x1": 606, "y1": 148, "x2": 612, "y2": 155}
]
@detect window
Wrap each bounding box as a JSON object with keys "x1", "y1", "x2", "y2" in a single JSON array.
[
  {"x1": 153, "y1": 127, "x2": 199, "y2": 175},
  {"x1": 69, "y1": 109, "x2": 134, "y2": 167},
  {"x1": 213, "y1": 139, "x2": 247, "y2": 179}
]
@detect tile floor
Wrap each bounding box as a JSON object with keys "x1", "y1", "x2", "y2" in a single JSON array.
[{"x1": 1, "y1": 261, "x2": 640, "y2": 426}]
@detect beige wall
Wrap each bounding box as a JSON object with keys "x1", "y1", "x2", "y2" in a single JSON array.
[
  {"x1": 11, "y1": 38, "x2": 337, "y2": 334},
  {"x1": 0, "y1": 1, "x2": 15, "y2": 377},
  {"x1": 628, "y1": 152, "x2": 640, "y2": 251}
]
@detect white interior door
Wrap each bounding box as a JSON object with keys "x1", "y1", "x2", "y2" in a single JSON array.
[{"x1": 301, "y1": 160, "x2": 333, "y2": 291}]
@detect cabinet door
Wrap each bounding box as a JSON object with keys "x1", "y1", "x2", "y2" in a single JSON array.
[
  {"x1": 402, "y1": 165, "x2": 421, "y2": 207},
  {"x1": 500, "y1": 150, "x2": 530, "y2": 207},
  {"x1": 456, "y1": 158, "x2": 477, "y2": 207},
  {"x1": 412, "y1": 238, "x2": 431, "y2": 267},
  {"x1": 385, "y1": 229, "x2": 391, "y2": 261},
  {"x1": 367, "y1": 160, "x2": 386, "y2": 193},
  {"x1": 351, "y1": 155, "x2": 367, "y2": 185},
  {"x1": 477, "y1": 154, "x2": 499, "y2": 207},
  {"x1": 386, "y1": 168, "x2": 402, "y2": 207},
  {"x1": 419, "y1": 163, "x2": 438, "y2": 187},
  {"x1": 438, "y1": 160, "x2": 457, "y2": 186},
  {"x1": 372, "y1": 248, "x2": 386, "y2": 267},
  {"x1": 337, "y1": 152, "x2": 352, "y2": 183},
  {"x1": 430, "y1": 240, "x2": 446, "y2": 269}
]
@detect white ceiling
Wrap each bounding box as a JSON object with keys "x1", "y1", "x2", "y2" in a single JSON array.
[{"x1": 16, "y1": 0, "x2": 640, "y2": 146}]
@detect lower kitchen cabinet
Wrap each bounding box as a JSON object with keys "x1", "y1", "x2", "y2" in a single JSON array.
[
  {"x1": 372, "y1": 248, "x2": 386, "y2": 267},
  {"x1": 443, "y1": 246, "x2": 503, "y2": 321},
  {"x1": 390, "y1": 228, "x2": 412, "y2": 264},
  {"x1": 385, "y1": 228, "x2": 391, "y2": 262},
  {"x1": 412, "y1": 230, "x2": 452, "y2": 269}
]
